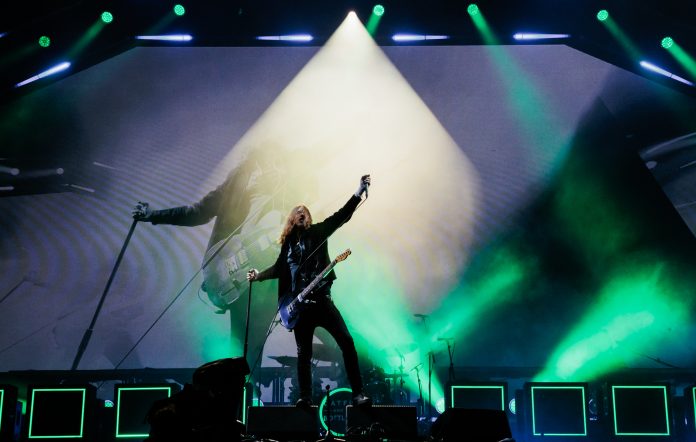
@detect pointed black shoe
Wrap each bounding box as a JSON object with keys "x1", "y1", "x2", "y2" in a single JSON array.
[{"x1": 295, "y1": 397, "x2": 313, "y2": 409}]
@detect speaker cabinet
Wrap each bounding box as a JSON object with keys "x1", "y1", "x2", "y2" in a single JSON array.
[
  {"x1": 431, "y1": 408, "x2": 512, "y2": 442},
  {"x1": 246, "y1": 406, "x2": 319, "y2": 440},
  {"x1": 346, "y1": 405, "x2": 417, "y2": 440}
]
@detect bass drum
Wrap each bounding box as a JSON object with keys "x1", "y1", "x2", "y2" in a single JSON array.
[{"x1": 362, "y1": 367, "x2": 392, "y2": 405}]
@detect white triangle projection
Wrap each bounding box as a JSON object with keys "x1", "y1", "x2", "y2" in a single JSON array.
[{"x1": 210, "y1": 12, "x2": 479, "y2": 318}]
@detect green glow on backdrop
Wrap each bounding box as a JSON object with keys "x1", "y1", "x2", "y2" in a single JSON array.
[{"x1": 535, "y1": 264, "x2": 690, "y2": 381}]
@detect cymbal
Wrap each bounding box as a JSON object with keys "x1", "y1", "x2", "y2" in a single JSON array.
[{"x1": 268, "y1": 355, "x2": 298, "y2": 367}]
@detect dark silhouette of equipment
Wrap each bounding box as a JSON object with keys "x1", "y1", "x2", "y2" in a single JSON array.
[{"x1": 145, "y1": 357, "x2": 249, "y2": 442}]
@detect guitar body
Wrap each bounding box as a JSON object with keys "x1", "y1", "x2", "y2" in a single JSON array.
[
  {"x1": 278, "y1": 293, "x2": 301, "y2": 330},
  {"x1": 201, "y1": 211, "x2": 281, "y2": 311}
]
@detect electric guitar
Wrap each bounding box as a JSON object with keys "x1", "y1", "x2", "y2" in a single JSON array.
[{"x1": 278, "y1": 249, "x2": 351, "y2": 330}]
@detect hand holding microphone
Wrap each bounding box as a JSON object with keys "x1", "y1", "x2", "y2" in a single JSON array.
[{"x1": 355, "y1": 174, "x2": 371, "y2": 198}]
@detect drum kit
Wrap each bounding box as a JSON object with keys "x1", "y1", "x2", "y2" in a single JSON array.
[{"x1": 267, "y1": 342, "x2": 420, "y2": 405}]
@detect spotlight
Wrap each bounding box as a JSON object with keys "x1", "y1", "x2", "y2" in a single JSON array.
[
  {"x1": 136, "y1": 34, "x2": 193, "y2": 41},
  {"x1": 15, "y1": 62, "x2": 71, "y2": 88},
  {"x1": 661, "y1": 36, "x2": 674, "y2": 49},
  {"x1": 640, "y1": 60, "x2": 694, "y2": 86},
  {"x1": 597, "y1": 9, "x2": 609, "y2": 21},
  {"x1": 174, "y1": 4, "x2": 186, "y2": 16},
  {"x1": 38, "y1": 35, "x2": 51, "y2": 48},
  {"x1": 467, "y1": 4, "x2": 479, "y2": 16},
  {"x1": 101, "y1": 11, "x2": 113, "y2": 24},
  {"x1": 392, "y1": 34, "x2": 449, "y2": 42},
  {"x1": 513, "y1": 33, "x2": 570, "y2": 41},
  {"x1": 373, "y1": 4, "x2": 385, "y2": 16}
]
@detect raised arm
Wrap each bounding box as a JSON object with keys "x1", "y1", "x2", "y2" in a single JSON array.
[{"x1": 132, "y1": 182, "x2": 226, "y2": 226}]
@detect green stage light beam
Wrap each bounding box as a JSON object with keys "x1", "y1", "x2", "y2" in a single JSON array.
[
  {"x1": 535, "y1": 263, "x2": 692, "y2": 382},
  {"x1": 467, "y1": 5, "x2": 572, "y2": 167},
  {"x1": 101, "y1": 11, "x2": 113, "y2": 24},
  {"x1": 66, "y1": 19, "x2": 107, "y2": 59},
  {"x1": 596, "y1": 10, "x2": 609, "y2": 22},
  {"x1": 366, "y1": 5, "x2": 385, "y2": 35},
  {"x1": 597, "y1": 14, "x2": 641, "y2": 61},
  {"x1": 174, "y1": 4, "x2": 186, "y2": 16},
  {"x1": 663, "y1": 39, "x2": 696, "y2": 81},
  {"x1": 38, "y1": 36, "x2": 51, "y2": 48}
]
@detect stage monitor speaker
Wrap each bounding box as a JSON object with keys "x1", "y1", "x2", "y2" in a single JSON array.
[
  {"x1": 448, "y1": 382, "x2": 507, "y2": 411},
  {"x1": 346, "y1": 405, "x2": 417, "y2": 440},
  {"x1": 610, "y1": 384, "x2": 671, "y2": 437},
  {"x1": 115, "y1": 384, "x2": 175, "y2": 439},
  {"x1": 246, "y1": 406, "x2": 319, "y2": 440},
  {"x1": 0, "y1": 385, "x2": 18, "y2": 442},
  {"x1": 431, "y1": 408, "x2": 512, "y2": 442},
  {"x1": 26, "y1": 384, "x2": 96, "y2": 440},
  {"x1": 525, "y1": 382, "x2": 588, "y2": 438}
]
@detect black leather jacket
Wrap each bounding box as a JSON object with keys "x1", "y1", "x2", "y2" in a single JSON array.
[{"x1": 256, "y1": 195, "x2": 361, "y2": 299}]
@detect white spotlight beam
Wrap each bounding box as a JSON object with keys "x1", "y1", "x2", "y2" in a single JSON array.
[
  {"x1": 256, "y1": 34, "x2": 313, "y2": 42},
  {"x1": 15, "y1": 62, "x2": 71, "y2": 88},
  {"x1": 392, "y1": 34, "x2": 449, "y2": 42},
  {"x1": 513, "y1": 33, "x2": 570, "y2": 41},
  {"x1": 640, "y1": 61, "x2": 694, "y2": 86},
  {"x1": 136, "y1": 34, "x2": 193, "y2": 42}
]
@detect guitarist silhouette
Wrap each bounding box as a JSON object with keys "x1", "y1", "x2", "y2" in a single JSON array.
[{"x1": 247, "y1": 175, "x2": 372, "y2": 408}]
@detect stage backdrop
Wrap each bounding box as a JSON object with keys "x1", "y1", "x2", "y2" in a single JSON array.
[{"x1": 2, "y1": 16, "x2": 696, "y2": 404}]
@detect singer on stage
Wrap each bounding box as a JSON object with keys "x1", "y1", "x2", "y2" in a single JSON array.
[{"x1": 247, "y1": 175, "x2": 372, "y2": 408}]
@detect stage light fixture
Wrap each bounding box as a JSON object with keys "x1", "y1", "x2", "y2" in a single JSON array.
[
  {"x1": 596, "y1": 10, "x2": 609, "y2": 21},
  {"x1": 467, "y1": 4, "x2": 479, "y2": 16},
  {"x1": 101, "y1": 11, "x2": 113, "y2": 24},
  {"x1": 662, "y1": 36, "x2": 674, "y2": 49},
  {"x1": 640, "y1": 60, "x2": 694, "y2": 86},
  {"x1": 174, "y1": 4, "x2": 186, "y2": 16},
  {"x1": 373, "y1": 5, "x2": 385, "y2": 16},
  {"x1": 15, "y1": 62, "x2": 71, "y2": 88},
  {"x1": 38, "y1": 36, "x2": 50, "y2": 48}
]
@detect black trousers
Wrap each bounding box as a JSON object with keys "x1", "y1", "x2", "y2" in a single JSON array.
[{"x1": 293, "y1": 298, "x2": 363, "y2": 399}]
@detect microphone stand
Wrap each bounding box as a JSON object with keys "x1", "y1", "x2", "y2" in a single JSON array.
[
  {"x1": 412, "y1": 365, "x2": 424, "y2": 417},
  {"x1": 71, "y1": 219, "x2": 138, "y2": 370},
  {"x1": 428, "y1": 351, "x2": 434, "y2": 422},
  {"x1": 445, "y1": 338, "x2": 455, "y2": 383}
]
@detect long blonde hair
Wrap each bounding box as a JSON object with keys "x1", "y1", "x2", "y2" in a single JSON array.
[{"x1": 278, "y1": 205, "x2": 312, "y2": 244}]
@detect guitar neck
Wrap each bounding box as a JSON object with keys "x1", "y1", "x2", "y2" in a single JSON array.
[{"x1": 296, "y1": 258, "x2": 339, "y2": 302}]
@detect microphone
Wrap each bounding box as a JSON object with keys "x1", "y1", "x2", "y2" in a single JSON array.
[
  {"x1": 410, "y1": 363, "x2": 423, "y2": 372},
  {"x1": 364, "y1": 178, "x2": 370, "y2": 198},
  {"x1": 413, "y1": 313, "x2": 428, "y2": 319},
  {"x1": 437, "y1": 337, "x2": 454, "y2": 342}
]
